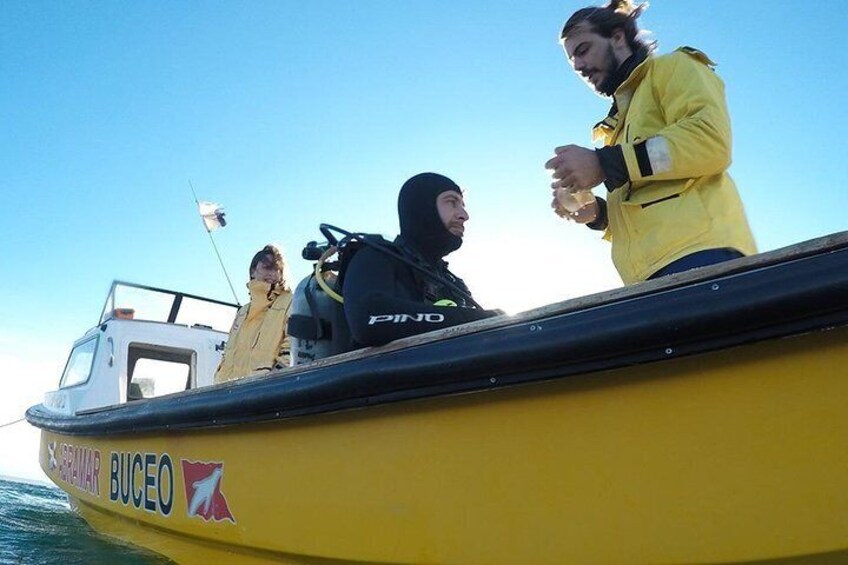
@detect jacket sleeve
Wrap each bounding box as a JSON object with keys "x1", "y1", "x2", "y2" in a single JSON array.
[
  {"x1": 618, "y1": 49, "x2": 732, "y2": 184},
  {"x1": 585, "y1": 197, "x2": 609, "y2": 231},
  {"x1": 343, "y1": 247, "x2": 497, "y2": 347}
]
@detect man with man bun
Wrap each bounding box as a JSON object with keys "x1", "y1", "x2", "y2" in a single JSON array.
[{"x1": 545, "y1": 0, "x2": 757, "y2": 283}]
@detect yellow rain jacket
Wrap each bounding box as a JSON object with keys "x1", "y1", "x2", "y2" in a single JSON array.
[
  {"x1": 214, "y1": 280, "x2": 292, "y2": 384},
  {"x1": 593, "y1": 47, "x2": 757, "y2": 283}
]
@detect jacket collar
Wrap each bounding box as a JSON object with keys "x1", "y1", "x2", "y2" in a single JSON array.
[
  {"x1": 614, "y1": 48, "x2": 652, "y2": 98},
  {"x1": 592, "y1": 49, "x2": 652, "y2": 142},
  {"x1": 247, "y1": 280, "x2": 283, "y2": 308}
]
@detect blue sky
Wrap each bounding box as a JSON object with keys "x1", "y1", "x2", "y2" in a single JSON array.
[{"x1": 1, "y1": 1, "x2": 846, "y2": 480}]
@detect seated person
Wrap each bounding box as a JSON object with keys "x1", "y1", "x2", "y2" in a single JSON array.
[
  {"x1": 343, "y1": 172, "x2": 500, "y2": 347},
  {"x1": 214, "y1": 244, "x2": 293, "y2": 384}
]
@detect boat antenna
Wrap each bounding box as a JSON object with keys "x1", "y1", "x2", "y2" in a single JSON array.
[{"x1": 189, "y1": 180, "x2": 241, "y2": 306}]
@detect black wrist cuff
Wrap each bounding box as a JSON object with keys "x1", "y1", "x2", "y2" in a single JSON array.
[
  {"x1": 596, "y1": 146, "x2": 629, "y2": 191},
  {"x1": 586, "y1": 197, "x2": 609, "y2": 231}
]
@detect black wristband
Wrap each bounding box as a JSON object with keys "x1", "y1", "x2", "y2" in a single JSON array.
[{"x1": 586, "y1": 197, "x2": 609, "y2": 231}]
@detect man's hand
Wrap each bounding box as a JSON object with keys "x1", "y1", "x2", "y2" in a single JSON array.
[
  {"x1": 545, "y1": 145, "x2": 605, "y2": 191},
  {"x1": 551, "y1": 194, "x2": 599, "y2": 224}
]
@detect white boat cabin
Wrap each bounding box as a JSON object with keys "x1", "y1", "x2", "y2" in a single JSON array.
[{"x1": 43, "y1": 281, "x2": 238, "y2": 416}]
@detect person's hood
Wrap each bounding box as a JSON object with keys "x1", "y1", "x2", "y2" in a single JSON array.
[{"x1": 397, "y1": 172, "x2": 463, "y2": 262}]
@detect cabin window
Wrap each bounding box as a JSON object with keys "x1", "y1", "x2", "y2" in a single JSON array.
[
  {"x1": 175, "y1": 296, "x2": 239, "y2": 333},
  {"x1": 127, "y1": 343, "x2": 195, "y2": 401},
  {"x1": 59, "y1": 336, "x2": 99, "y2": 388}
]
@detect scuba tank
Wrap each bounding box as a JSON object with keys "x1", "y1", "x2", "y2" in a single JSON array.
[
  {"x1": 288, "y1": 241, "x2": 341, "y2": 366},
  {"x1": 287, "y1": 224, "x2": 482, "y2": 365},
  {"x1": 288, "y1": 273, "x2": 336, "y2": 365},
  {"x1": 288, "y1": 227, "x2": 383, "y2": 364}
]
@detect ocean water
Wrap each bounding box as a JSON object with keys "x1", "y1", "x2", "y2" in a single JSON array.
[{"x1": 0, "y1": 477, "x2": 171, "y2": 565}]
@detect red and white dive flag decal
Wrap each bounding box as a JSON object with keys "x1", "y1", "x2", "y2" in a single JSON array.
[
  {"x1": 181, "y1": 460, "x2": 236, "y2": 522},
  {"x1": 198, "y1": 201, "x2": 227, "y2": 232}
]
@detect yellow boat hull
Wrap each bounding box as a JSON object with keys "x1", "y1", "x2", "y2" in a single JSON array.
[{"x1": 39, "y1": 325, "x2": 848, "y2": 564}]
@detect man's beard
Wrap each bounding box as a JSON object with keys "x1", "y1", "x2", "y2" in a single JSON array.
[{"x1": 596, "y1": 44, "x2": 621, "y2": 96}]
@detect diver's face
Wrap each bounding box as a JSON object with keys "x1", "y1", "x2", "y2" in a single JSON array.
[
  {"x1": 563, "y1": 25, "x2": 623, "y2": 96},
  {"x1": 436, "y1": 190, "x2": 468, "y2": 238},
  {"x1": 250, "y1": 260, "x2": 281, "y2": 285}
]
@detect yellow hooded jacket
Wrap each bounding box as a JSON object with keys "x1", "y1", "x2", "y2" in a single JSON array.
[
  {"x1": 593, "y1": 47, "x2": 757, "y2": 283},
  {"x1": 214, "y1": 280, "x2": 292, "y2": 384}
]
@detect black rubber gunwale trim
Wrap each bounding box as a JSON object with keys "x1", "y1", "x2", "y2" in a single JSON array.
[{"x1": 27, "y1": 247, "x2": 848, "y2": 436}]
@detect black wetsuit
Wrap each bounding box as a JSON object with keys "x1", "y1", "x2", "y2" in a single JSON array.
[
  {"x1": 342, "y1": 172, "x2": 499, "y2": 347},
  {"x1": 342, "y1": 239, "x2": 496, "y2": 346}
]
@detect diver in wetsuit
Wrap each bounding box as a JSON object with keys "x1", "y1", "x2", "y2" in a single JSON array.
[{"x1": 342, "y1": 172, "x2": 500, "y2": 347}]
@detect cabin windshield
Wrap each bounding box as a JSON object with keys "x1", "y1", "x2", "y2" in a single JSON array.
[
  {"x1": 59, "y1": 336, "x2": 99, "y2": 389},
  {"x1": 99, "y1": 281, "x2": 238, "y2": 333}
]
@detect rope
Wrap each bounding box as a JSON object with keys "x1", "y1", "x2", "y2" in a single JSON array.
[{"x1": 0, "y1": 417, "x2": 25, "y2": 429}]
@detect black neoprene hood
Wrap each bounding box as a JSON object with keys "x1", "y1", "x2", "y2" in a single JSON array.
[{"x1": 397, "y1": 172, "x2": 463, "y2": 261}]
